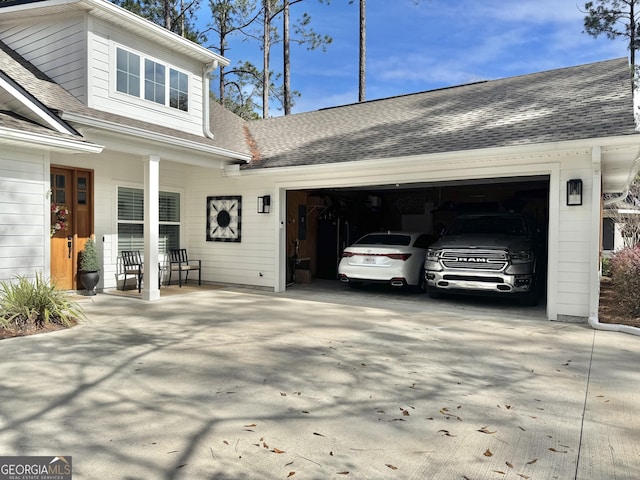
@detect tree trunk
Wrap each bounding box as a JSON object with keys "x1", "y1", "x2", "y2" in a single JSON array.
[
  {"x1": 164, "y1": 0, "x2": 172, "y2": 30},
  {"x1": 263, "y1": 0, "x2": 271, "y2": 118},
  {"x1": 283, "y1": 0, "x2": 291, "y2": 115},
  {"x1": 359, "y1": 0, "x2": 366, "y2": 102}
]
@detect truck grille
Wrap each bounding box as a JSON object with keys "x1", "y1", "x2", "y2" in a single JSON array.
[{"x1": 441, "y1": 249, "x2": 507, "y2": 271}]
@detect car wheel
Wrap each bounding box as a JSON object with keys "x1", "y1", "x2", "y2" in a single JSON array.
[{"x1": 414, "y1": 270, "x2": 427, "y2": 293}]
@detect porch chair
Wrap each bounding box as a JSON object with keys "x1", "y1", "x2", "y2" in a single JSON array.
[
  {"x1": 168, "y1": 249, "x2": 201, "y2": 287},
  {"x1": 121, "y1": 250, "x2": 143, "y2": 293}
]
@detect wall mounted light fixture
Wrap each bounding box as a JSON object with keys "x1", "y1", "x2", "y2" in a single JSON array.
[
  {"x1": 567, "y1": 179, "x2": 583, "y2": 206},
  {"x1": 257, "y1": 195, "x2": 271, "y2": 214}
]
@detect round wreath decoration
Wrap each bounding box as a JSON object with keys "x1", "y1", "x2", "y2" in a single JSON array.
[{"x1": 51, "y1": 203, "x2": 70, "y2": 237}]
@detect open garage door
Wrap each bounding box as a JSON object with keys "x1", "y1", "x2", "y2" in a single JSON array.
[{"x1": 285, "y1": 175, "x2": 549, "y2": 298}]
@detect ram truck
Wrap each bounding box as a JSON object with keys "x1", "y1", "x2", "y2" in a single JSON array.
[{"x1": 424, "y1": 213, "x2": 543, "y2": 305}]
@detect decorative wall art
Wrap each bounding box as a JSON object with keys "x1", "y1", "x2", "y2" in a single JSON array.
[{"x1": 207, "y1": 196, "x2": 242, "y2": 242}]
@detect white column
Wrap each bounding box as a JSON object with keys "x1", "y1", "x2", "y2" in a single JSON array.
[{"x1": 143, "y1": 155, "x2": 160, "y2": 301}]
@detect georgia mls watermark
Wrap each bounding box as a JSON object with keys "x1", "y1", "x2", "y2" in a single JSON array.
[{"x1": 0, "y1": 456, "x2": 72, "y2": 480}]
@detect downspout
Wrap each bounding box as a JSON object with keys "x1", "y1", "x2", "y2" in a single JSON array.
[
  {"x1": 588, "y1": 148, "x2": 640, "y2": 336},
  {"x1": 203, "y1": 60, "x2": 219, "y2": 140}
]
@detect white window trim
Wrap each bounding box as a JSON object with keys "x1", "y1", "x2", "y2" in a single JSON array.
[{"x1": 110, "y1": 43, "x2": 191, "y2": 116}]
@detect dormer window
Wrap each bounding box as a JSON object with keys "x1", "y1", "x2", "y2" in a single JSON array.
[{"x1": 116, "y1": 47, "x2": 188, "y2": 112}]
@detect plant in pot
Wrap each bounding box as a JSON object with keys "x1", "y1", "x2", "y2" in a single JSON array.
[{"x1": 79, "y1": 238, "x2": 100, "y2": 296}]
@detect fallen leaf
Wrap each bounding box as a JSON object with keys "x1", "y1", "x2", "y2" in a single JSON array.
[
  {"x1": 438, "y1": 429, "x2": 456, "y2": 437},
  {"x1": 376, "y1": 409, "x2": 385, "y2": 413},
  {"x1": 287, "y1": 472, "x2": 295, "y2": 477},
  {"x1": 281, "y1": 392, "x2": 287, "y2": 396},
  {"x1": 526, "y1": 458, "x2": 538, "y2": 465},
  {"x1": 483, "y1": 449, "x2": 493, "y2": 457},
  {"x1": 517, "y1": 475, "x2": 530, "y2": 479},
  {"x1": 477, "y1": 426, "x2": 497, "y2": 434},
  {"x1": 330, "y1": 451, "x2": 333, "y2": 456},
  {"x1": 273, "y1": 448, "x2": 286, "y2": 454},
  {"x1": 285, "y1": 461, "x2": 294, "y2": 467},
  {"x1": 302, "y1": 410, "x2": 310, "y2": 414},
  {"x1": 313, "y1": 432, "x2": 325, "y2": 437},
  {"x1": 493, "y1": 470, "x2": 505, "y2": 474},
  {"x1": 386, "y1": 464, "x2": 398, "y2": 470},
  {"x1": 263, "y1": 442, "x2": 269, "y2": 449},
  {"x1": 506, "y1": 461, "x2": 513, "y2": 468},
  {"x1": 401, "y1": 408, "x2": 410, "y2": 416},
  {"x1": 244, "y1": 423, "x2": 257, "y2": 428},
  {"x1": 223, "y1": 440, "x2": 229, "y2": 445},
  {"x1": 426, "y1": 417, "x2": 434, "y2": 420},
  {"x1": 519, "y1": 426, "x2": 526, "y2": 431},
  {"x1": 336, "y1": 472, "x2": 349, "y2": 475},
  {"x1": 549, "y1": 448, "x2": 567, "y2": 453}
]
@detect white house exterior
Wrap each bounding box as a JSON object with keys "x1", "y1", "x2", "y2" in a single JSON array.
[{"x1": 1, "y1": 0, "x2": 640, "y2": 323}]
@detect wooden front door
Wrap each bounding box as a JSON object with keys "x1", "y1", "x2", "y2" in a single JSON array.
[{"x1": 50, "y1": 166, "x2": 94, "y2": 290}]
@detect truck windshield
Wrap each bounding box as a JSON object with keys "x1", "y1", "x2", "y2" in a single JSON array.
[{"x1": 446, "y1": 216, "x2": 528, "y2": 236}]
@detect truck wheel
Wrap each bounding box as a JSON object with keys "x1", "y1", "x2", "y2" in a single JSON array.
[{"x1": 427, "y1": 286, "x2": 442, "y2": 299}]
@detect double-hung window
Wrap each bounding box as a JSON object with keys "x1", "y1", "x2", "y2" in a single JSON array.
[
  {"x1": 117, "y1": 187, "x2": 180, "y2": 254},
  {"x1": 115, "y1": 47, "x2": 189, "y2": 112}
]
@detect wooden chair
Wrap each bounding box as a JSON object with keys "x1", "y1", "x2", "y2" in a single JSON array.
[
  {"x1": 121, "y1": 250, "x2": 143, "y2": 293},
  {"x1": 168, "y1": 249, "x2": 201, "y2": 287}
]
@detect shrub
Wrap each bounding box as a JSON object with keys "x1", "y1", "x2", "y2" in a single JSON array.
[
  {"x1": 601, "y1": 256, "x2": 612, "y2": 277},
  {"x1": 79, "y1": 238, "x2": 100, "y2": 272},
  {"x1": 0, "y1": 273, "x2": 84, "y2": 332},
  {"x1": 609, "y1": 245, "x2": 640, "y2": 317}
]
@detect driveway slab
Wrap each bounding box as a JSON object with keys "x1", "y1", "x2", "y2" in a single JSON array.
[{"x1": 0, "y1": 286, "x2": 637, "y2": 479}]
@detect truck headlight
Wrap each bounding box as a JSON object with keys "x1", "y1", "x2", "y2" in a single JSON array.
[
  {"x1": 427, "y1": 249, "x2": 442, "y2": 260},
  {"x1": 510, "y1": 250, "x2": 532, "y2": 264}
]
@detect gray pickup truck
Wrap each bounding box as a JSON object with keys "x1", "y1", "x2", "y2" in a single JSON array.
[{"x1": 424, "y1": 213, "x2": 543, "y2": 305}]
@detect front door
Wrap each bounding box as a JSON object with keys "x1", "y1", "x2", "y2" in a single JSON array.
[{"x1": 50, "y1": 166, "x2": 94, "y2": 290}]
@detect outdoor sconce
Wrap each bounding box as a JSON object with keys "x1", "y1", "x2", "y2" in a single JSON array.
[
  {"x1": 567, "y1": 179, "x2": 583, "y2": 206},
  {"x1": 257, "y1": 195, "x2": 271, "y2": 214}
]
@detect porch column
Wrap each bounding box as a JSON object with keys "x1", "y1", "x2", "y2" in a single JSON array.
[{"x1": 143, "y1": 155, "x2": 160, "y2": 301}]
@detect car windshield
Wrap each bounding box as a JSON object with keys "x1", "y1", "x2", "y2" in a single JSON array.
[
  {"x1": 354, "y1": 234, "x2": 411, "y2": 246},
  {"x1": 446, "y1": 216, "x2": 528, "y2": 236}
]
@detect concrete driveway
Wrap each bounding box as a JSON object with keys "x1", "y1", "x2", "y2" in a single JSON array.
[{"x1": 0, "y1": 283, "x2": 638, "y2": 479}]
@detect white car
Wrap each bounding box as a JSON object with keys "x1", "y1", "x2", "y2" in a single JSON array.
[{"x1": 338, "y1": 232, "x2": 433, "y2": 291}]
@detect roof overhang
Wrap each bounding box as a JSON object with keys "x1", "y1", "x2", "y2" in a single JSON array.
[
  {"x1": 63, "y1": 111, "x2": 251, "y2": 167},
  {"x1": 0, "y1": 126, "x2": 104, "y2": 153},
  {"x1": 0, "y1": 0, "x2": 230, "y2": 66}
]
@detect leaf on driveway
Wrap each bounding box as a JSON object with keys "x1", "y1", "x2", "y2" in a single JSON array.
[
  {"x1": 506, "y1": 461, "x2": 513, "y2": 468},
  {"x1": 313, "y1": 432, "x2": 325, "y2": 437},
  {"x1": 477, "y1": 426, "x2": 497, "y2": 434},
  {"x1": 244, "y1": 424, "x2": 257, "y2": 428},
  {"x1": 386, "y1": 464, "x2": 398, "y2": 470},
  {"x1": 517, "y1": 474, "x2": 530, "y2": 479},
  {"x1": 401, "y1": 408, "x2": 410, "y2": 416},
  {"x1": 336, "y1": 471, "x2": 349, "y2": 475},
  {"x1": 483, "y1": 449, "x2": 493, "y2": 457},
  {"x1": 281, "y1": 392, "x2": 287, "y2": 396},
  {"x1": 438, "y1": 429, "x2": 456, "y2": 437},
  {"x1": 493, "y1": 470, "x2": 505, "y2": 474},
  {"x1": 272, "y1": 448, "x2": 286, "y2": 454},
  {"x1": 548, "y1": 448, "x2": 567, "y2": 453},
  {"x1": 526, "y1": 458, "x2": 537, "y2": 465},
  {"x1": 287, "y1": 471, "x2": 295, "y2": 477}
]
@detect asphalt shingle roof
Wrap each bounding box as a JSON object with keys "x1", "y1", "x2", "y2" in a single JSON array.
[{"x1": 244, "y1": 58, "x2": 638, "y2": 169}]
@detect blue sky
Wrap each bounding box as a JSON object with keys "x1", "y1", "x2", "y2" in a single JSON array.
[{"x1": 201, "y1": 0, "x2": 629, "y2": 116}]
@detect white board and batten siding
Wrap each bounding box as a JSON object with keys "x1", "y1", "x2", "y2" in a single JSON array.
[
  {"x1": 0, "y1": 148, "x2": 48, "y2": 282},
  {"x1": 88, "y1": 17, "x2": 206, "y2": 137},
  {"x1": 0, "y1": 13, "x2": 87, "y2": 102}
]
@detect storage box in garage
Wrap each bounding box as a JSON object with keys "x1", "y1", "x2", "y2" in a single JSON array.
[{"x1": 296, "y1": 269, "x2": 311, "y2": 283}]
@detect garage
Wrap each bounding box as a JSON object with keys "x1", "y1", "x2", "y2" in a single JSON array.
[{"x1": 285, "y1": 175, "x2": 549, "y2": 302}]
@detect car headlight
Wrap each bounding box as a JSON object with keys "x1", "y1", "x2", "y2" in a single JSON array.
[{"x1": 510, "y1": 250, "x2": 532, "y2": 264}]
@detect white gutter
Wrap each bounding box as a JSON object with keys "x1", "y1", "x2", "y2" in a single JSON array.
[
  {"x1": 62, "y1": 112, "x2": 251, "y2": 162},
  {"x1": 203, "y1": 60, "x2": 219, "y2": 140},
  {"x1": 603, "y1": 154, "x2": 640, "y2": 206},
  {"x1": 0, "y1": 127, "x2": 104, "y2": 153}
]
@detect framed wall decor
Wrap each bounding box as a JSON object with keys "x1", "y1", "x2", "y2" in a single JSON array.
[{"x1": 207, "y1": 196, "x2": 242, "y2": 242}]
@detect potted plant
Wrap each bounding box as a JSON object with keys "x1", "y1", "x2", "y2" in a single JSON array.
[{"x1": 79, "y1": 237, "x2": 100, "y2": 295}]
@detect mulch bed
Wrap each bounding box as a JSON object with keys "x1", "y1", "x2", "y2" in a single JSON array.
[
  {"x1": 598, "y1": 277, "x2": 640, "y2": 328},
  {"x1": 0, "y1": 318, "x2": 78, "y2": 340}
]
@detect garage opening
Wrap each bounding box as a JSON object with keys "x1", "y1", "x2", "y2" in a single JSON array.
[{"x1": 285, "y1": 176, "x2": 549, "y2": 301}]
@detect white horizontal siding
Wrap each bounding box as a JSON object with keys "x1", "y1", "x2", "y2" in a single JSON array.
[
  {"x1": 0, "y1": 149, "x2": 47, "y2": 282},
  {"x1": 0, "y1": 15, "x2": 87, "y2": 102},
  {"x1": 88, "y1": 18, "x2": 205, "y2": 136}
]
